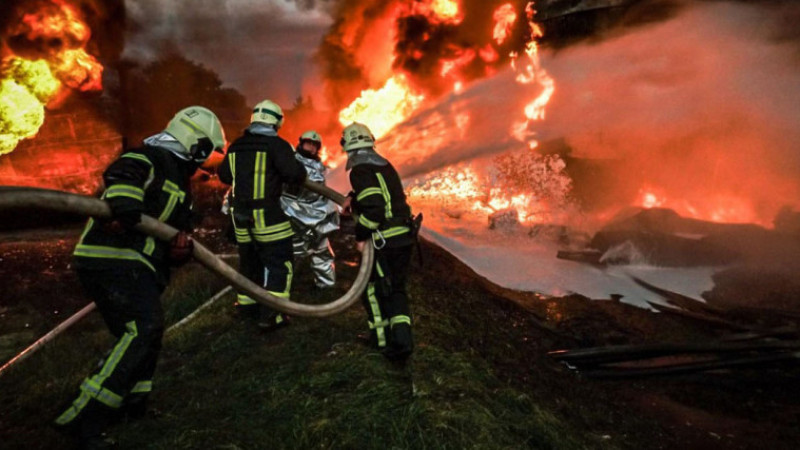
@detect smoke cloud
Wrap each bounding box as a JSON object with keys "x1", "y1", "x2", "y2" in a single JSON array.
[{"x1": 123, "y1": 0, "x2": 333, "y2": 106}]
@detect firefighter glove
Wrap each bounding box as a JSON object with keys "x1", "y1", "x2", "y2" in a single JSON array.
[{"x1": 169, "y1": 231, "x2": 194, "y2": 265}]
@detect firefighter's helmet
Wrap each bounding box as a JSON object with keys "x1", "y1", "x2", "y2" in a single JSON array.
[
  {"x1": 164, "y1": 106, "x2": 226, "y2": 163},
  {"x1": 340, "y1": 122, "x2": 375, "y2": 152},
  {"x1": 300, "y1": 130, "x2": 322, "y2": 145},
  {"x1": 251, "y1": 99, "x2": 284, "y2": 128}
]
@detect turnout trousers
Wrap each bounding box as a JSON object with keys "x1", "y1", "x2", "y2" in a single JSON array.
[
  {"x1": 236, "y1": 237, "x2": 294, "y2": 322},
  {"x1": 362, "y1": 244, "x2": 414, "y2": 360},
  {"x1": 55, "y1": 266, "x2": 164, "y2": 436},
  {"x1": 292, "y1": 228, "x2": 336, "y2": 289}
]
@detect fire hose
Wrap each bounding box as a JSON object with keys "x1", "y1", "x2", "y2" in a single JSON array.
[{"x1": 0, "y1": 181, "x2": 373, "y2": 376}]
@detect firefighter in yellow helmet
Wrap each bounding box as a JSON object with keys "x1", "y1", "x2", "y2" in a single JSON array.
[
  {"x1": 280, "y1": 130, "x2": 339, "y2": 288},
  {"x1": 54, "y1": 106, "x2": 226, "y2": 448},
  {"x1": 341, "y1": 122, "x2": 416, "y2": 362},
  {"x1": 218, "y1": 99, "x2": 307, "y2": 329}
]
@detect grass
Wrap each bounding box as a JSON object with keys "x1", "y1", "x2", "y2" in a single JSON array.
[{"x1": 0, "y1": 242, "x2": 607, "y2": 450}]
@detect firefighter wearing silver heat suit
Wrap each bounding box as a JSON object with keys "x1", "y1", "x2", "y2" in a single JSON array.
[{"x1": 280, "y1": 131, "x2": 339, "y2": 288}]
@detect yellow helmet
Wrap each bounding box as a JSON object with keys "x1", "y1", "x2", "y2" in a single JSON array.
[
  {"x1": 164, "y1": 106, "x2": 226, "y2": 162},
  {"x1": 251, "y1": 99, "x2": 284, "y2": 128},
  {"x1": 340, "y1": 122, "x2": 375, "y2": 152},
  {"x1": 300, "y1": 130, "x2": 322, "y2": 144}
]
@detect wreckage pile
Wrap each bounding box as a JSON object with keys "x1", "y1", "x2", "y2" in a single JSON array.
[
  {"x1": 550, "y1": 207, "x2": 800, "y2": 378},
  {"x1": 550, "y1": 278, "x2": 800, "y2": 378}
]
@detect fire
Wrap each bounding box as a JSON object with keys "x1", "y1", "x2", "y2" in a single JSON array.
[
  {"x1": 20, "y1": 0, "x2": 90, "y2": 42},
  {"x1": 479, "y1": 45, "x2": 500, "y2": 64},
  {"x1": 0, "y1": 0, "x2": 104, "y2": 156},
  {"x1": 511, "y1": 2, "x2": 555, "y2": 149},
  {"x1": 345, "y1": 1, "x2": 565, "y2": 227},
  {"x1": 637, "y1": 187, "x2": 760, "y2": 224},
  {"x1": 338, "y1": 75, "x2": 425, "y2": 140},
  {"x1": 52, "y1": 49, "x2": 104, "y2": 92},
  {"x1": 638, "y1": 189, "x2": 666, "y2": 209},
  {"x1": 408, "y1": 153, "x2": 573, "y2": 225},
  {"x1": 440, "y1": 49, "x2": 477, "y2": 78},
  {"x1": 493, "y1": 3, "x2": 518, "y2": 45},
  {"x1": 318, "y1": 145, "x2": 341, "y2": 170},
  {"x1": 0, "y1": 59, "x2": 62, "y2": 155},
  {"x1": 429, "y1": 0, "x2": 463, "y2": 24}
]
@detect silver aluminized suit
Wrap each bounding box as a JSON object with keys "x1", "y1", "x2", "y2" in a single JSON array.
[{"x1": 280, "y1": 152, "x2": 339, "y2": 287}]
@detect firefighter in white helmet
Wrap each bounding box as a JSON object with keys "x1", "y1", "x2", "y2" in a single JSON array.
[
  {"x1": 280, "y1": 130, "x2": 339, "y2": 288},
  {"x1": 55, "y1": 106, "x2": 226, "y2": 448},
  {"x1": 218, "y1": 99, "x2": 307, "y2": 329},
  {"x1": 341, "y1": 122, "x2": 419, "y2": 362}
]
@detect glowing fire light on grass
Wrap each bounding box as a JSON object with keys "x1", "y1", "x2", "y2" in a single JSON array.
[{"x1": 0, "y1": 0, "x2": 104, "y2": 156}]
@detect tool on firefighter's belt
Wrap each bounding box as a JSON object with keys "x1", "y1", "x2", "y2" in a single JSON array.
[{"x1": 373, "y1": 228, "x2": 387, "y2": 250}]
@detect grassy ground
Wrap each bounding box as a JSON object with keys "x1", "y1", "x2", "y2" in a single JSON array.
[
  {"x1": 2, "y1": 233, "x2": 799, "y2": 449},
  {"x1": 0, "y1": 237, "x2": 599, "y2": 450}
]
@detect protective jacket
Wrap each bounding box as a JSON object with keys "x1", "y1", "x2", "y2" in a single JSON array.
[
  {"x1": 280, "y1": 152, "x2": 339, "y2": 236},
  {"x1": 350, "y1": 160, "x2": 413, "y2": 248},
  {"x1": 73, "y1": 145, "x2": 195, "y2": 285},
  {"x1": 218, "y1": 125, "x2": 306, "y2": 313},
  {"x1": 347, "y1": 151, "x2": 414, "y2": 360},
  {"x1": 218, "y1": 128, "x2": 306, "y2": 244},
  {"x1": 280, "y1": 151, "x2": 339, "y2": 288}
]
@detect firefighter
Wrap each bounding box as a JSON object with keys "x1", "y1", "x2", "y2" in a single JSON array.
[
  {"x1": 218, "y1": 99, "x2": 306, "y2": 329},
  {"x1": 54, "y1": 106, "x2": 226, "y2": 448},
  {"x1": 280, "y1": 130, "x2": 339, "y2": 289},
  {"x1": 341, "y1": 122, "x2": 415, "y2": 362}
]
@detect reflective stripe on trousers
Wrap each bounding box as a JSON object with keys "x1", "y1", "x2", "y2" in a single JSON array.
[{"x1": 55, "y1": 321, "x2": 139, "y2": 424}]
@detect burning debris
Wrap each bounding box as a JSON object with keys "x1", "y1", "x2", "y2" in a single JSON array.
[
  {"x1": 557, "y1": 206, "x2": 800, "y2": 268},
  {"x1": 407, "y1": 150, "x2": 574, "y2": 227}
]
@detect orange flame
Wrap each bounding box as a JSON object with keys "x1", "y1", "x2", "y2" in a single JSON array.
[
  {"x1": 408, "y1": 154, "x2": 573, "y2": 225},
  {"x1": 440, "y1": 49, "x2": 477, "y2": 78},
  {"x1": 511, "y1": 2, "x2": 555, "y2": 149},
  {"x1": 637, "y1": 187, "x2": 760, "y2": 224},
  {"x1": 0, "y1": 0, "x2": 104, "y2": 156},
  {"x1": 493, "y1": 3, "x2": 518, "y2": 45},
  {"x1": 429, "y1": 0, "x2": 463, "y2": 24},
  {"x1": 338, "y1": 75, "x2": 425, "y2": 140}
]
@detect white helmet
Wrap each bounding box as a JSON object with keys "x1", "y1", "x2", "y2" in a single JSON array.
[
  {"x1": 251, "y1": 99, "x2": 284, "y2": 128},
  {"x1": 340, "y1": 122, "x2": 375, "y2": 152},
  {"x1": 164, "y1": 106, "x2": 226, "y2": 163},
  {"x1": 300, "y1": 130, "x2": 322, "y2": 145}
]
